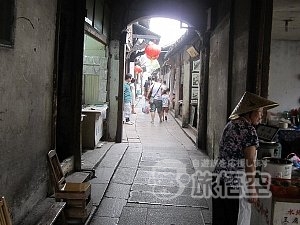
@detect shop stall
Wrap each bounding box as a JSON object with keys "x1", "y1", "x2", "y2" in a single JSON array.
[
  {"x1": 81, "y1": 105, "x2": 107, "y2": 149},
  {"x1": 251, "y1": 120, "x2": 300, "y2": 225},
  {"x1": 251, "y1": 179, "x2": 300, "y2": 225}
]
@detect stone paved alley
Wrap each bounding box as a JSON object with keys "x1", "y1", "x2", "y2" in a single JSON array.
[{"x1": 83, "y1": 98, "x2": 213, "y2": 225}]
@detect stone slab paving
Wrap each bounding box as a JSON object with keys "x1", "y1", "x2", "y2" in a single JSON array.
[
  {"x1": 111, "y1": 167, "x2": 137, "y2": 184},
  {"x1": 104, "y1": 183, "x2": 131, "y2": 199},
  {"x1": 88, "y1": 100, "x2": 212, "y2": 225},
  {"x1": 81, "y1": 142, "x2": 114, "y2": 170}
]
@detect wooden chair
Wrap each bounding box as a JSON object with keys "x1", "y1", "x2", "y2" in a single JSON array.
[
  {"x1": 47, "y1": 150, "x2": 92, "y2": 222},
  {"x1": 0, "y1": 196, "x2": 12, "y2": 225}
]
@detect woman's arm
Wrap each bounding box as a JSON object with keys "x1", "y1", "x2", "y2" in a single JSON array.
[{"x1": 244, "y1": 146, "x2": 258, "y2": 203}]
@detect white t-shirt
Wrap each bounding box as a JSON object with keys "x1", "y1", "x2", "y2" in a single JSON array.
[
  {"x1": 130, "y1": 83, "x2": 135, "y2": 104},
  {"x1": 150, "y1": 82, "x2": 162, "y2": 100},
  {"x1": 162, "y1": 94, "x2": 170, "y2": 107}
]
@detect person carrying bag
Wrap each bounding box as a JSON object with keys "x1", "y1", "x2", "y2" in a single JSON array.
[
  {"x1": 148, "y1": 83, "x2": 161, "y2": 104},
  {"x1": 146, "y1": 77, "x2": 163, "y2": 123}
]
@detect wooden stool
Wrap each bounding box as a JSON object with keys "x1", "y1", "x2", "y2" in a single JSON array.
[
  {"x1": 48, "y1": 150, "x2": 92, "y2": 221},
  {"x1": 55, "y1": 183, "x2": 92, "y2": 219}
]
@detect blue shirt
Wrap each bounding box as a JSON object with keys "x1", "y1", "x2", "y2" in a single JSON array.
[{"x1": 124, "y1": 82, "x2": 132, "y2": 103}]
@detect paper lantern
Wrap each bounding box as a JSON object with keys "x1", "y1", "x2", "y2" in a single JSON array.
[
  {"x1": 145, "y1": 43, "x2": 161, "y2": 60},
  {"x1": 134, "y1": 65, "x2": 143, "y2": 74}
]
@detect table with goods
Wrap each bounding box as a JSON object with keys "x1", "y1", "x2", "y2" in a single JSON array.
[{"x1": 250, "y1": 108, "x2": 300, "y2": 225}]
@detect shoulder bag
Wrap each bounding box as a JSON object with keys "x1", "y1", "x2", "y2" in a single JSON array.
[{"x1": 149, "y1": 84, "x2": 162, "y2": 104}]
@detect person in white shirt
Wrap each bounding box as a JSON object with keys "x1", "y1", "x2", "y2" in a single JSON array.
[
  {"x1": 130, "y1": 78, "x2": 136, "y2": 114},
  {"x1": 146, "y1": 77, "x2": 163, "y2": 123},
  {"x1": 161, "y1": 88, "x2": 170, "y2": 121}
]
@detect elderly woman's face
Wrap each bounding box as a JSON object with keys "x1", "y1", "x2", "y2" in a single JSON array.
[{"x1": 250, "y1": 108, "x2": 263, "y2": 125}]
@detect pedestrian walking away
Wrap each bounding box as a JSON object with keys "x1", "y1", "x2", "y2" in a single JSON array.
[
  {"x1": 146, "y1": 77, "x2": 163, "y2": 123},
  {"x1": 123, "y1": 73, "x2": 134, "y2": 125},
  {"x1": 130, "y1": 77, "x2": 137, "y2": 114},
  {"x1": 161, "y1": 88, "x2": 170, "y2": 121}
]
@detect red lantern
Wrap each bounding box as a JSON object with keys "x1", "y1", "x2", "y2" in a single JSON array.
[
  {"x1": 145, "y1": 43, "x2": 161, "y2": 60},
  {"x1": 134, "y1": 65, "x2": 143, "y2": 74}
]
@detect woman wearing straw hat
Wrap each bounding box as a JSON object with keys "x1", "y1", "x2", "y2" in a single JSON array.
[{"x1": 212, "y1": 92, "x2": 278, "y2": 225}]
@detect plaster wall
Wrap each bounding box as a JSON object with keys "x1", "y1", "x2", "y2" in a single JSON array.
[
  {"x1": 268, "y1": 40, "x2": 300, "y2": 113},
  {"x1": 0, "y1": 0, "x2": 57, "y2": 222},
  {"x1": 107, "y1": 40, "x2": 120, "y2": 140},
  {"x1": 207, "y1": 15, "x2": 230, "y2": 159},
  {"x1": 230, "y1": 0, "x2": 251, "y2": 108},
  {"x1": 169, "y1": 67, "x2": 176, "y2": 111},
  {"x1": 83, "y1": 34, "x2": 107, "y2": 105},
  {"x1": 174, "y1": 62, "x2": 181, "y2": 118},
  {"x1": 206, "y1": 1, "x2": 252, "y2": 159},
  {"x1": 182, "y1": 55, "x2": 191, "y2": 127}
]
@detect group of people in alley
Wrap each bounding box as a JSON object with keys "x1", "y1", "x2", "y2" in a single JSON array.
[
  {"x1": 123, "y1": 73, "x2": 170, "y2": 125},
  {"x1": 144, "y1": 77, "x2": 170, "y2": 123}
]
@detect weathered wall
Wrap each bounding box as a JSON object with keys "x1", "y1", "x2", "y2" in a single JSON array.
[
  {"x1": 107, "y1": 41, "x2": 120, "y2": 140},
  {"x1": 182, "y1": 51, "x2": 191, "y2": 127},
  {"x1": 174, "y1": 57, "x2": 181, "y2": 118},
  {"x1": 206, "y1": 0, "x2": 253, "y2": 159},
  {"x1": 269, "y1": 40, "x2": 300, "y2": 112},
  {"x1": 230, "y1": 0, "x2": 251, "y2": 109},
  {"x1": 207, "y1": 14, "x2": 230, "y2": 159},
  {"x1": 0, "y1": 0, "x2": 57, "y2": 223}
]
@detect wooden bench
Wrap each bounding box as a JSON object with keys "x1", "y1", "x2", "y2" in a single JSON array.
[
  {"x1": 1, "y1": 197, "x2": 66, "y2": 225},
  {"x1": 35, "y1": 201, "x2": 66, "y2": 225}
]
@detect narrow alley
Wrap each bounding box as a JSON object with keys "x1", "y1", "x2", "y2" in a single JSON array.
[
  {"x1": 2, "y1": 1, "x2": 300, "y2": 224},
  {"x1": 84, "y1": 98, "x2": 212, "y2": 225}
]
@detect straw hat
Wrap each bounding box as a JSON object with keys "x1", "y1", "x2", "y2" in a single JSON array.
[{"x1": 229, "y1": 92, "x2": 279, "y2": 120}]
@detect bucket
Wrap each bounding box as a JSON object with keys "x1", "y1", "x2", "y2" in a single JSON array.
[
  {"x1": 262, "y1": 157, "x2": 293, "y2": 179},
  {"x1": 257, "y1": 141, "x2": 281, "y2": 159},
  {"x1": 278, "y1": 122, "x2": 288, "y2": 129}
]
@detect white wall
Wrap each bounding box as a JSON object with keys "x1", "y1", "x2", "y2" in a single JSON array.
[
  {"x1": 107, "y1": 40, "x2": 120, "y2": 140},
  {"x1": 269, "y1": 40, "x2": 300, "y2": 113}
]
